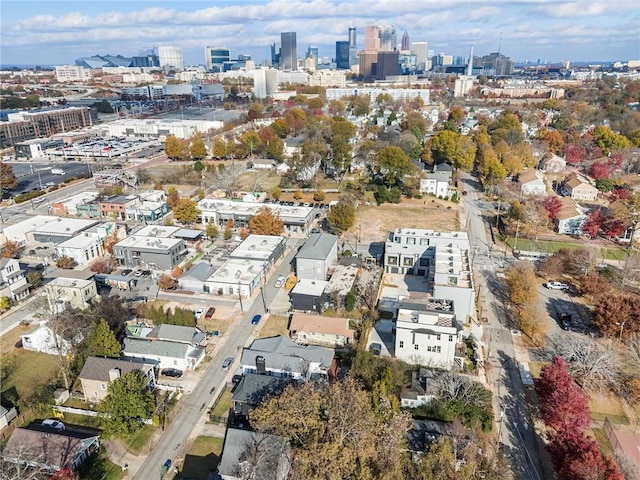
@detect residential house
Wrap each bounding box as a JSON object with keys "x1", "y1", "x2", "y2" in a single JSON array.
[
  {"x1": 289, "y1": 313, "x2": 355, "y2": 347},
  {"x1": 78, "y1": 357, "x2": 155, "y2": 403},
  {"x1": 539, "y1": 153, "x2": 566, "y2": 173},
  {"x1": 122, "y1": 324, "x2": 206, "y2": 371},
  {"x1": 21, "y1": 322, "x2": 84, "y2": 355},
  {"x1": 400, "y1": 369, "x2": 439, "y2": 408},
  {"x1": 240, "y1": 335, "x2": 337, "y2": 382},
  {"x1": 295, "y1": 233, "x2": 338, "y2": 281},
  {"x1": 2, "y1": 425, "x2": 100, "y2": 473},
  {"x1": 564, "y1": 172, "x2": 599, "y2": 201},
  {"x1": 45, "y1": 277, "x2": 99, "y2": 311},
  {"x1": 251, "y1": 158, "x2": 276, "y2": 170},
  {"x1": 394, "y1": 299, "x2": 461, "y2": 369},
  {"x1": 0, "y1": 405, "x2": 17, "y2": 430},
  {"x1": 231, "y1": 374, "x2": 290, "y2": 419},
  {"x1": 420, "y1": 163, "x2": 453, "y2": 198},
  {"x1": 0, "y1": 258, "x2": 29, "y2": 301},
  {"x1": 325, "y1": 263, "x2": 359, "y2": 303},
  {"x1": 289, "y1": 279, "x2": 328, "y2": 312},
  {"x1": 518, "y1": 168, "x2": 547, "y2": 196},
  {"x1": 217, "y1": 428, "x2": 291, "y2": 480},
  {"x1": 554, "y1": 198, "x2": 586, "y2": 235}
]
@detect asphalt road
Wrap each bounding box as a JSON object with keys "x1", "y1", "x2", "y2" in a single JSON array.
[
  {"x1": 7, "y1": 161, "x2": 92, "y2": 195},
  {"x1": 460, "y1": 172, "x2": 545, "y2": 480},
  {"x1": 133, "y1": 239, "x2": 302, "y2": 480}
]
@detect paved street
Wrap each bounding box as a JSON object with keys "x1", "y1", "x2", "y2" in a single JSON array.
[{"x1": 460, "y1": 172, "x2": 545, "y2": 480}]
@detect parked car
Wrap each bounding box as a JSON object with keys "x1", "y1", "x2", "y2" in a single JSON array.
[
  {"x1": 161, "y1": 368, "x2": 183, "y2": 378},
  {"x1": 195, "y1": 307, "x2": 205, "y2": 318},
  {"x1": 274, "y1": 276, "x2": 286, "y2": 288},
  {"x1": 42, "y1": 419, "x2": 65, "y2": 431},
  {"x1": 544, "y1": 281, "x2": 569, "y2": 290},
  {"x1": 251, "y1": 314, "x2": 262, "y2": 325},
  {"x1": 121, "y1": 269, "x2": 132, "y2": 276},
  {"x1": 222, "y1": 356, "x2": 234, "y2": 371},
  {"x1": 134, "y1": 270, "x2": 143, "y2": 277},
  {"x1": 560, "y1": 313, "x2": 572, "y2": 330},
  {"x1": 204, "y1": 307, "x2": 216, "y2": 320}
]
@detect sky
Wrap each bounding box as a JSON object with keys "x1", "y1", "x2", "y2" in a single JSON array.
[{"x1": 1, "y1": 0, "x2": 639, "y2": 67}]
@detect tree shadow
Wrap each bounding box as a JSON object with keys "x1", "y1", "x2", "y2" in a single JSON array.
[{"x1": 180, "y1": 452, "x2": 220, "y2": 480}]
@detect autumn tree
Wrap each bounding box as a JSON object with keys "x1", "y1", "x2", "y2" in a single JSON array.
[
  {"x1": 212, "y1": 137, "x2": 228, "y2": 159},
  {"x1": 488, "y1": 111, "x2": 524, "y2": 146},
  {"x1": 542, "y1": 196, "x2": 562, "y2": 220},
  {"x1": 313, "y1": 189, "x2": 325, "y2": 201},
  {"x1": 172, "y1": 198, "x2": 200, "y2": 225},
  {"x1": 1, "y1": 240, "x2": 19, "y2": 258},
  {"x1": 165, "y1": 135, "x2": 189, "y2": 160},
  {"x1": 90, "y1": 259, "x2": 109, "y2": 274},
  {"x1": 166, "y1": 186, "x2": 180, "y2": 209},
  {"x1": 326, "y1": 201, "x2": 355, "y2": 235},
  {"x1": 189, "y1": 133, "x2": 207, "y2": 160},
  {"x1": 0, "y1": 162, "x2": 17, "y2": 190},
  {"x1": 56, "y1": 255, "x2": 76, "y2": 269},
  {"x1": 158, "y1": 274, "x2": 176, "y2": 291},
  {"x1": 592, "y1": 125, "x2": 631, "y2": 155},
  {"x1": 98, "y1": 371, "x2": 156, "y2": 438},
  {"x1": 206, "y1": 221, "x2": 218, "y2": 239},
  {"x1": 248, "y1": 206, "x2": 284, "y2": 235},
  {"x1": 376, "y1": 146, "x2": 414, "y2": 186},
  {"x1": 505, "y1": 262, "x2": 537, "y2": 313},
  {"x1": 536, "y1": 357, "x2": 591, "y2": 437},
  {"x1": 548, "y1": 432, "x2": 624, "y2": 480},
  {"x1": 592, "y1": 293, "x2": 640, "y2": 340},
  {"x1": 535, "y1": 127, "x2": 565, "y2": 155},
  {"x1": 581, "y1": 211, "x2": 602, "y2": 238}
]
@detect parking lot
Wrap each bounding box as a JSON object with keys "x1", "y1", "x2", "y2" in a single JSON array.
[{"x1": 538, "y1": 283, "x2": 592, "y2": 335}]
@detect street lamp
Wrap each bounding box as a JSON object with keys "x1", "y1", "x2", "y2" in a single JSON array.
[{"x1": 496, "y1": 403, "x2": 507, "y2": 450}]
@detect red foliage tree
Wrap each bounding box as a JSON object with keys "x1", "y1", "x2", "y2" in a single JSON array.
[
  {"x1": 609, "y1": 152, "x2": 623, "y2": 171},
  {"x1": 581, "y1": 211, "x2": 602, "y2": 238},
  {"x1": 564, "y1": 143, "x2": 587, "y2": 164},
  {"x1": 610, "y1": 186, "x2": 630, "y2": 201},
  {"x1": 548, "y1": 435, "x2": 624, "y2": 480},
  {"x1": 535, "y1": 357, "x2": 591, "y2": 438},
  {"x1": 542, "y1": 197, "x2": 563, "y2": 220},
  {"x1": 589, "y1": 161, "x2": 611, "y2": 180},
  {"x1": 601, "y1": 217, "x2": 626, "y2": 238},
  {"x1": 588, "y1": 146, "x2": 603, "y2": 161}
]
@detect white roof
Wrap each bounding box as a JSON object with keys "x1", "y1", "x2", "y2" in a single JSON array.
[
  {"x1": 115, "y1": 236, "x2": 182, "y2": 250},
  {"x1": 291, "y1": 278, "x2": 329, "y2": 297},
  {"x1": 207, "y1": 258, "x2": 264, "y2": 283},
  {"x1": 133, "y1": 225, "x2": 180, "y2": 238},
  {"x1": 231, "y1": 235, "x2": 285, "y2": 260},
  {"x1": 54, "y1": 191, "x2": 100, "y2": 206},
  {"x1": 55, "y1": 232, "x2": 101, "y2": 249},
  {"x1": 47, "y1": 277, "x2": 94, "y2": 289}
]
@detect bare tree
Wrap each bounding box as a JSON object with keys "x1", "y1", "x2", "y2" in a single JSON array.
[
  {"x1": 559, "y1": 335, "x2": 618, "y2": 392},
  {"x1": 212, "y1": 163, "x2": 244, "y2": 196},
  {"x1": 234, "y1": 433, "x2": 291, "y2": 480},
  {"x1": 433, "y1": 372, "x2": 489, "y2": 408}
]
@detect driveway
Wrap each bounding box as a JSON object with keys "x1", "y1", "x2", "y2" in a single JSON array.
[{"x1": 367, "y1": 319, "x2": 394, "y2": 357}]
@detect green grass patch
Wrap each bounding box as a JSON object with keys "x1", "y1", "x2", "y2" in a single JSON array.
[
  {"x1": 505, "y1": 237, "x2": 629, "y2": 260},
  {"x1": 61, "y1": 412, "x2": 105, "y2": 430},
  {"x1": 590, "y1": 412, "x2": 630, "y2": 425},
  {"x1": 179, "y1": 436, "x2": 224, "y2": 480},
  {"x1": 1, "y1": 350, "x2": 61, "y2": 405},
  {"x1": 257, "y1": 315, "x2": 290, "y2": 339},
  {"x1": 125, "y1": 424, "x2": 156, "y2": 455},
  {"x1": 78, "y1": 447, "x2": 124, "y2": 480},
  {"x1": 210, "y1": 387, "x2": 232, "y2": 419}
]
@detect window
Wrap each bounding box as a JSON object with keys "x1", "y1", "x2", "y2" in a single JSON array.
[
  {"x1": 419, "y1": 257, "x2": 429, "y2": 267},
  {"x1": 399, "y1": 341, "x2": 404, "y2": 348},
  {"x1": 414, "y1": 344, "x2": 419, "y2": 350},
  {"x1": 448, "y1": 276, "x2": 458, "y2": 286},
  {"x1": 449, "y1": 335, "x2": 454, "y2": 342},
  {"x1": 407, "y1": 237, "x2": 416, "y2": 245},
  {"x1": 427, "y1": 346, "x2": 432, "y2": 352},
  {"x1": 387, "y1": 256, "x2": 398, "y2": 265},
  {"x1": 420, "y1": 238, "x2": 429, "y2": 245},
  {"x1": 403, "y1": 257, "x2": 414, "y2": 266},
  {"x1": 436, "y1": 334, "x2": 441, "y2": 341},
  {"x1": 436, "y1": 346, "x2": 441, "y2": 353},
  {"x1": 100, "y1": 383, "x2": 107, "y2": 390}
]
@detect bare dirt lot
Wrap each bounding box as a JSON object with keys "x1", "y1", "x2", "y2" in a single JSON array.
[{"x1": 348, "y1": 197, "x2": 461, "y2": 242}]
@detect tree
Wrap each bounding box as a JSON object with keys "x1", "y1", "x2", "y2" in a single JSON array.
[
  {"x1": 349, "y1": 94, "x2": 371, "y2": 116},
  {"x1": 326, "y1": 201, "x2": 355, "y2": 235},
  {"x1": 212, "y1": 137, "x2": 228, "y2": 158},
  {"x1": 376, "y1": 146, "x2": 413, "y2": 186},
  {"x1": 0, "y1": 162, "x2": 17, "y2": 190},
  {"x1": 477, "y1": 146, "x2": 507, "y2": 186},
  {"x1": 595, "y1": 177, "x2": 614, "y2": 192},
  {"x1": 172, "y1": 198, "x2": 200, "y2": 225},
  {"x1": 0, "y1": 296, "x2": 10, "y2": 312},
  {"x1": 400, "y1": 111, "x2": 428, "y2": 140},
  {"x1": 564, "y1": 143, "x2": 588, "y2": 165},
  {"x1": 601, "y1": 216, "x2": 626, "y2": 238},
  {"x1": 240, "y1": 130, "x2": 262, "y2": 157},
  {"x1": 489, "y1": 111, "x2": 524, "y2": 146},
  {"x1": 81, "y1": 318, "x2": 121, "y2": 360},
  {"x1": 424, "y1": 130, "x2": 457, "y2": 165},
  {"x1": 589, "y1": 161, "x2": 610, "y2": 180},
  {"x1": 26, "y1": 271, "x2": 43, "y2": 288},
  {"x1": 505, "y1": 262, "x2": 538, "y2": 313},
  {"x1": 166, "y1": 186, "x2": 180, "y2": 209},
  {"x1": 559, "y1": 336, "x2": 618, "y2": 392},
  {"x1": 542, "y1": 196, "x2": 563, "y2": 220},
  {"x1": 1, "y1": 240, "x2": 19, "y2": 258},
  {"x1": 592, "y1": 125, "x2": 632, "y2": 155},
  {"x1": 535, "y1": 127, "x2": 565, "y2": 155},
  {"x1": 158, "y1": 274, "x2": 176, "y2": 291},
  {"x1": 189, "y1": 134, "x2": 207, "y2": 160},
  {"x1": 90, "y1": 259, "x2": 109, "y2": 274},
  {"x1": 548, "y1": 434, "x2": 624, "y2": 480},
  {"x1": 271, "y1": 187, "x2": 282, "y2": 201},
  {"x1": 165, "y1": 135, "x2": 189, "y2": 160},
  {"x1": 592, "y1": 294, "x2": 640, "y2": 340},
  {"x1": 582, "y1": 211, "x2": 602, "y2": 238},
  {"x1": 249, "y1": 206, "x2": 284, "y2": 235},
  {"x1": 56, "y1": 255, "x2": 75, "y2": 269},
  {"x1": 98, "y1": 371, "x2": 156, "y2": 438},
  {"x1": 313, "y1": 189, "x2": 325, "y2": 202},
  {"x1": 206, "y1": 221, "x2": 218, "y2": 239},
  {"x1": 535, "y1": 356, "x2": 591, "y2": 438}
]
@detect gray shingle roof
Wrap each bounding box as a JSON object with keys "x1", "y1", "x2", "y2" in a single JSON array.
[
  {"x1": 181, "y1": 262, "x2": 216, "y2": 282},
  {"x1": 123, "y1": 337, "x2": 204, "y2": 360},
  {"x1": 150, "y1": 324, "x2": 205, "y2": 344},
  {"x1": 231, "y1": 374, "x2": 291, "y2": 407},
  {"x1": 78, "y1": 356, "x2": 152, "y2": 382},
  {"x1": 241, "y1": 336, "x2": 334, "y2": 372}
]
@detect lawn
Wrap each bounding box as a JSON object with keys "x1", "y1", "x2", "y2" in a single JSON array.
[
  {"x1": 257, "y1": 314, "x2": 289, "y2": 338},
  {"x1": 209, "y1": 387, "x2": 232, "y2": 420},
  {"x1": 237, "y1": 170, "x2": 281, "y2": 192},
  {"x1": 504, "y1": 237, "x2": 629, "y2": 261},
  {"x1": 179, "y1": 436, "x2": 224, "y2": 480},
  {"x1": 1, "y1": 348, "x2": 61, "y2": 407},
  {"x1": 125, "y1": 424, "x2": 157, "y2": 455},
  {"x1": 588, "y1": 391, "x2": 629, "y2": 425},
  {"x1": 78, "y1": 447, "x2": 124, "y2": 480},
  {"x1": 527, "y1": 361, "x2": 548, "y2": 379}
]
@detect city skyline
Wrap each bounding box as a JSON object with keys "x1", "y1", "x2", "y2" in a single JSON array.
[{"x1": 1, "y1": 0, "x2": 638, "y2": 67}]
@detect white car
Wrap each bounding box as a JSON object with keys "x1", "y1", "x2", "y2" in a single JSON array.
[
  {"x1": 195, "y1": 307, "x2": 205, "y2": 318},
  {"x1": 544, "y1": 281, "x2": 569, "y2": 290},
  {"x1": 42, "y1": 419, "x2": 65, "y2": 430},
  {"x1": 274, "y1": 276, "x2": 286, "y2": 288}
]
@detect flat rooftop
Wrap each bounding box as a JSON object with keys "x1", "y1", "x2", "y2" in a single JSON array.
[
  {"x1": 208, "y1": 258, "x2": 265, "y2": 283},
  {"x1": 133, "y1": 225, "x2": 180, "y2": 238},
  {"x1": 115, "y1": 235, "x2": 183, "y2": 250}
]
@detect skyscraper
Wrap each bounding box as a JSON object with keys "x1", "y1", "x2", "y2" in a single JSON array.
[
  {"x1": 364, "y1": 26, "x2": 380, "y2": 51},
  {"x1": 307, "y1": 45, "x2": 319, "y2": 66},
  {"x1": 401, "y1": 31, "x2": 410, "y2": 51},
  {"x1": 411, "y1": 41, "x2": 428, "y2": 72},
  {"x1": 348, "y1": 27, "x2": 358, "y2": 68},
  {"x1": 378, "y1": 24, "x2": 397, "y2": 51},
  {"x1": 156, "y1": 46, "x2": 183, "y2": 70},
  {"x1": 204, "y1": 47, "x2": 230, "y2": 72},
  {"x1": 270, "y1": 42, "x2": 281, "y2": 68},
  {"x1": 280, "y1": 32, "x2": 297, "y2": 71},
  {"x1": 335, "y1": 41, "x2": 350, "y2": 69}
]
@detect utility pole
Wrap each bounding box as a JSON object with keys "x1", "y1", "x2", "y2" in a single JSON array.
[
  {"x1": 237, "y1": 282, "x2": 244, "y2": 313},
  {"x1": 514, "y1": 219, "x2": 520, "y2": 251}
]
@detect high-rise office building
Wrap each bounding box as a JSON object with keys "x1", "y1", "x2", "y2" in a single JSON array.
[
  {"x1": 411, "y1": 42, "x2": 428, "y2": 72},
  {"x1": 156, "y1": 46, "x2": 183, "y2": 70},
  {"x1": 336, "y1": 41, "x2": 350, "y2": 70},
  {"x1": 307, "y1": 45, "x2": 319, "y2": 66},
  {"x1": 270, "y1": 42, "x2": 281, "y2": 67},
  {"x1": 348, "y1": 27, "x2": 358, "y2": 67},
  {"x1": 364, "y1": 26, "x2": 380, "y2": 51},
  {"x1": 204, "y1": 47, "x2": 230, "y2": 72},
  {"x1": 280, "y1": 32, "x2": 297, "y2": 71},
  {"x1": 378, "y1": 24, "x2": 397, "y2": 51},
  {"x1": 376, "y1": 51, "x2": 400, "y2": 78},
  {"x1": 401, "y1": 31, "x2": 410, "y2": 51}
]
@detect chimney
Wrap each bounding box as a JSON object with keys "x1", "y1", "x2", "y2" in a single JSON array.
[
  {"x1": 108, "y1": 367, "x2": 121, "y2": 381},
  {"x1": 467, "y1": 44, "x2": 474, "y2": 76}
]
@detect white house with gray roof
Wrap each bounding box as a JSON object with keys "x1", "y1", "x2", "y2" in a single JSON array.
[
  {"x1": 122, "y1": 324, "x2": 206, "y2": 371},
  {"x1": 240, "y1": 335, "x2": 337, "y2": 382},
  {"x1": 295, "y1": 233, "x2": 338, "y2": 281},
  {"x1": 78, "y1": 357, "x2": 155, "y2": 403}
]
